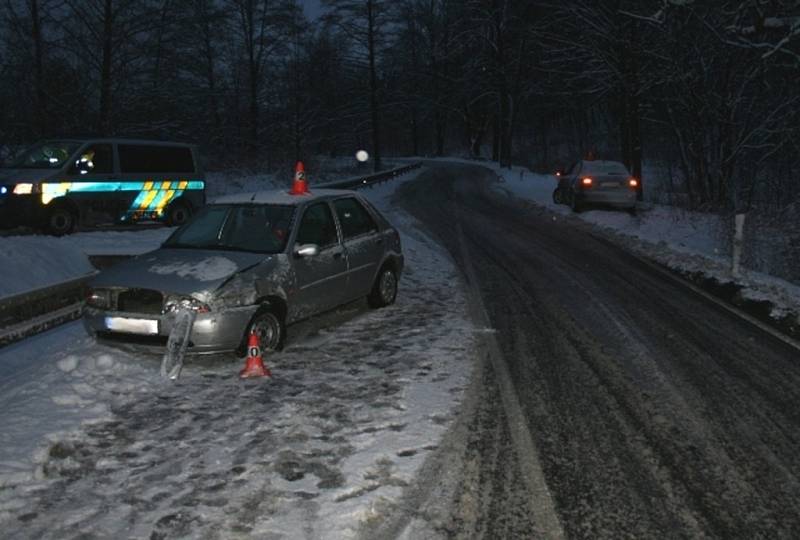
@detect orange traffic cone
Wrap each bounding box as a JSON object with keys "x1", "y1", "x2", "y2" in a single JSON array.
[
  {"x1": 289, "y1": 161, "x2": 309, "y2": 195},
  {"x1": 239, "y1": 330, "x2": 271, "y2": 378}
]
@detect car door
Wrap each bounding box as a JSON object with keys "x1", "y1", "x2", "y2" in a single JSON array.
[
  {"x1": 333, "y1": 196, "x2": 383, "y2": 301},
  {"x1": 289, "y1": 202, "x2": 348, "y2": 319}
]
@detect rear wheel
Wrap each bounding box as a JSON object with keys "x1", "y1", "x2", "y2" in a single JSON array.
[
  {"x1": 570, "y1": 192, "x2": 582, "y2": 213},
  {"x1": 552, "y1": 188, "x2": 563, "y2": 205},
  {"x1": 166, "y1": 201, "x2": 191, "y2": 226},
  {"x1": 47, "y1": 206, "x2": 77, "y2": 235},
  {"x1": 368, "y1": 267, "x2": 398, "y2": 308}
]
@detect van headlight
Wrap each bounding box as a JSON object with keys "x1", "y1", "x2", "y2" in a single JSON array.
[
  {"x1": 164, "y1": 295, "x2": 211, "y2": 314},
  {"x1": 13, "y1": 183, "x2": 36, "y2": 195},
  {"x1": 86, "y1": 289, "x2": 112, "y2": 309}
]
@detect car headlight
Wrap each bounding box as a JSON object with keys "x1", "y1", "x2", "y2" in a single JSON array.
[
  {"x1": 86, "y1": 289, "x2": 112, "y2": 309},
  {"x1": 164, "y1": 295, "x2": 211, "y2": 314}
]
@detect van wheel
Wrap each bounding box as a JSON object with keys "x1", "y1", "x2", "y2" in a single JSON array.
[
  {"x1": 166, "y1": 202, "x2": 191, "y2": 226},
  {"x1": 47, "y1": 206, "x2": 77, "y2": 235}
]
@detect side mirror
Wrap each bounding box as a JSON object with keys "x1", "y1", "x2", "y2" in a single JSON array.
[{"x1": 294, "y1": 244, "x2": 319, "y2": 258}]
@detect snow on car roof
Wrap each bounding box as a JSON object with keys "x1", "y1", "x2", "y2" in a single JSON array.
[{"x1": 211, "y1": 188, "x2": 356, "y2": 206}]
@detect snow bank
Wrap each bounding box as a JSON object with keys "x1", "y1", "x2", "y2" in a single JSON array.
[{"x1": 0, "y1": 237, "x2": 96, "y2": 298}]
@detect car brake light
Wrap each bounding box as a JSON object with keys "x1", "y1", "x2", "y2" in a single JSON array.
[
  {"x1": 581, "y1": 177, "x2": 593, "y2": 186},
  {"x1": 629, "y1": 178, "x2": 639, "y2": 188}
]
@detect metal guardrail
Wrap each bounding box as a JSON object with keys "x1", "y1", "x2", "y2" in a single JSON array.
[
  {"x1": 0, "y1": 162, "x2": 425, "y2": 348},
  {"x1": 0, "y1": 274, "x2": 94, "y2": 347},
  {"x1": 316, "y1": 162, "x2": 423, "y2": 190}
]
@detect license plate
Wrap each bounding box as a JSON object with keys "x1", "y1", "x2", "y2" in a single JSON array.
[
  {"x1": 602, "y1": 182, "x2": 620, "y2": 187},
  {"x1": 104, "y1": 317, "x2": 159, "y2": 335}
]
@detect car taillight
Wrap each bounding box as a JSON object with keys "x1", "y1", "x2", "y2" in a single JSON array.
[
  {"x1": 628, "y1": 178, "x2": 639, "y2": 188},
  {"x1": 581, "y1": 177, "x2": 593, "y2": 187}
]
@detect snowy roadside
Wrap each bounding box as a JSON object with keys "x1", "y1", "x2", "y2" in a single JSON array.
[
  {"x1": 0, "y1": 168, "x2": 479, "y2": 539},
  {"x1": 436, "y1": 158, "x2": 800, "y2": 328}
]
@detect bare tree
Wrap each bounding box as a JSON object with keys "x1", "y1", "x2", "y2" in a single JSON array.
[{"x1": 323, "y1": 0, "x2": 394, "y2": 171}]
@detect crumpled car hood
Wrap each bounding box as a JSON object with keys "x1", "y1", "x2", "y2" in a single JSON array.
[{"x1": 90, "y1": 248, "x2": 270, "y2": 297}]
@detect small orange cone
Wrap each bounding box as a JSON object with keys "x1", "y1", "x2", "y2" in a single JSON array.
[
  {"x1": 289, "y1": 161, "x2": 309, "y2": 195},
  {"x1": 239, "y1": 330, "x2": 271, "y2": 378}
]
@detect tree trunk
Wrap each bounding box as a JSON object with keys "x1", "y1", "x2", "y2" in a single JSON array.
[
  {"x1": 201, "y1": 9, "x2": 221, "y2": 139},
  {"x1": 99, "y1": 0, "x2": 114, "y2": 135},
  {"x1": 31, "y1": 0, "x2": 47, "y2": 137},
  {"x1": 367, "y1": 0, "x2": 382, "y2": 172}
]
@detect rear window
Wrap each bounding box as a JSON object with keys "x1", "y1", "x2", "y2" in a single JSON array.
[
  {"x1": 119, "y1": 144, "x2": 195, "y2": 174},
  {"x1": 582, "y1": 161, "x2": 629, "y2": 175}
]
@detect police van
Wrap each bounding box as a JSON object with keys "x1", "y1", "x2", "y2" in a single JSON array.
[{"x1": 0, "y1": 139, "x2": 205, "y2": 234}]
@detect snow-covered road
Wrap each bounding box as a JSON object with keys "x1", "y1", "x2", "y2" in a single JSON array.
[{"x1": 0, "y1": 171, "x2": 479, "y2": 539}]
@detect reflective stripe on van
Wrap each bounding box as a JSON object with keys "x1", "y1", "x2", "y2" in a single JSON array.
[{"x1": 41, "y1": 179, "x2": 204, "y2": 218}]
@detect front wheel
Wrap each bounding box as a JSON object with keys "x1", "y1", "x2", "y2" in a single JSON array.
[
  {"x1": 243, "y1": 306, "x2": 286, "y2": 355},
  {"x1": 368, "y1": 267, "x2": 398, "y2": 308}
]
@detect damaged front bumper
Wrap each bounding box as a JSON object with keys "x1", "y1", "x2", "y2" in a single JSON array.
[{"x1": 82, "y1": 304, "x2": 259, "y2": 355}]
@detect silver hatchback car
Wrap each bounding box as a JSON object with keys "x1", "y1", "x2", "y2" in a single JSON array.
[
  {"x1": 554, "y1": 159, "x2": 638, "y2": 214},
  {"x1": 83, "y1": 188, "x2": 403, "y2": 354}
]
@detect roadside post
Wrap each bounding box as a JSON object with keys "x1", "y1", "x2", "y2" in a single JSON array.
[{"x1": 731, "y1": 213, "x2": 746, "y2": 279}]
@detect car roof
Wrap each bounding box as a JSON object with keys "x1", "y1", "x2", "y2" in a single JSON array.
[
  {"x1": 211, "y1": 188, "x2": 359, "y2": 207},
  {"x1": 580, "y1": 160, "x2": 629, "y2": 173},
  {"x1": 581, "y1": 159, "x2": 624, "y2": 166}
]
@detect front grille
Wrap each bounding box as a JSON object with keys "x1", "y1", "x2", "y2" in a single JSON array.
[{"x1": 117, "y1": 288, "x2": 164, "y2": 314}]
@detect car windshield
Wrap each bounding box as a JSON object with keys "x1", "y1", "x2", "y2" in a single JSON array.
[
  {"x1": 164, "y1": 204, "x2": 295, "y2": 254},
  {"x1": 582, "y1": 161, "x2": 630, "y2": 175},
  {"x1": 10, "y1": 141, "x2": 82, "y2": 169}
]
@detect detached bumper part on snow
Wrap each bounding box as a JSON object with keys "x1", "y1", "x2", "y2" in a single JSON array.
[{"x1": 83, "y1": 305, "x2": 259, "y2": 354}]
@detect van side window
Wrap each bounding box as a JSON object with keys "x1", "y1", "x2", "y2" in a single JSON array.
[
  {"x1": 119, "y1": 145, "x2": 195, "y2": 174},
  {"x1": 69, "y1": 144, "x2": 113, "y2": 175}
]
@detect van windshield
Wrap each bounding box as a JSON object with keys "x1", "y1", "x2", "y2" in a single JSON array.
[{"x1": 11, "y1": 141, "x2": 82, "y2": 169}]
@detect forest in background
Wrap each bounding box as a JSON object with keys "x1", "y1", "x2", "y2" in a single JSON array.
[{"x1": 1, "y1": 0, "x2": 799, "y2": 213}]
